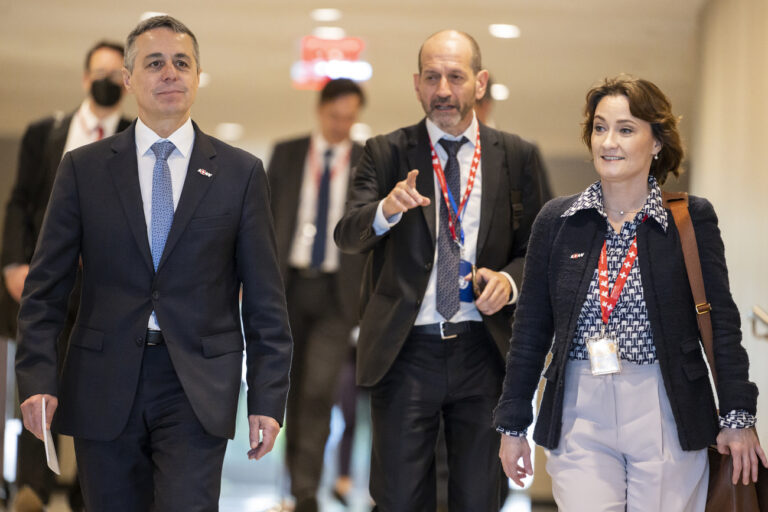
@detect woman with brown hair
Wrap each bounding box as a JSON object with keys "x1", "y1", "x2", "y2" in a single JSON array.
[{"x1": 494, "y1": 75, "x2": 766, "y2": 510}]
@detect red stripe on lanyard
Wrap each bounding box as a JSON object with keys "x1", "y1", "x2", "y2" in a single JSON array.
[
  {"x1": 598, "y1": 237, "x2": 639, "y2": 325},
  {"x1": 430, "y1": 127, "x2": 481, "y2": 244}
]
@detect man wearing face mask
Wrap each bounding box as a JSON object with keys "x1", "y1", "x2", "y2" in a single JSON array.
[{"x1": 0, "y1": 40, "x2": 130, "y2": 512}]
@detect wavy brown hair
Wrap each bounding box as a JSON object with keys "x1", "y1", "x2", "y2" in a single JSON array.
[{"x1": 582, "y1": 75, "x2": 684, "y2": 184}]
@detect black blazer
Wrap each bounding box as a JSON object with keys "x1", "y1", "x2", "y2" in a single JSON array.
[
  {"x1": 15, "y1": 121, "x2": 292, "y2": 441},
  {"x1": 267, "y1": 135, "x2": 365, "y2": 324},
  {"x1": 493, "y1": 194, "x2": 757, "y2": 451},
  {"x1": 334, "y1": 119, "x2": 546, "y2": 386},
  {"x1": 0, "y1": 112, "x2": 131, "y2": 338}
]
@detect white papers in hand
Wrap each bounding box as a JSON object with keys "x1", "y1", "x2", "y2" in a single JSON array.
[{"x1": 41, "y1": 397, "x2": 60, "y2": 475}]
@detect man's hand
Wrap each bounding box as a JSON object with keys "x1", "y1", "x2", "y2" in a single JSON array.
[
  {"x1": 499, "y1": 434, "x2": 532, "y2": 487},
  {"x1": 716, "y1": 427, "x2": 768, "y2": 485},
  {"x1": 247, "y1": 415, "x2": 281, "y2": 461},
  {"x1": 470, "y1": 268, "x2": 512, "y2": 315},
  {"x1": 381, "y1": 170, "x2": 430, "y2": 218},
  {"x1": 3, "y1": 264, "x2": 29, "y2": 303},
  {"x1": 20, "y1": 394, "x2": 57, "y2": 441}
]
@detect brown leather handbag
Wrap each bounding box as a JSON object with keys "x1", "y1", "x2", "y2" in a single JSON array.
[{"x1": 663, "y1": 191, "x2": 767, "y2": 511}]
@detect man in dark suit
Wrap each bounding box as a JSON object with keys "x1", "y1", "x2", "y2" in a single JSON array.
[
  {"x1": 267, "y1": 78, "x2": 365, "y2": 512},
  {"x1": 1, "y1": 40, "x2": 130, "y2": 511},
  {"x1": 334, "y1": 30, "x2": 545, "y2": 511},
  {"x1": 15, "y1": 15, "x2": 292, "y2": 511}
]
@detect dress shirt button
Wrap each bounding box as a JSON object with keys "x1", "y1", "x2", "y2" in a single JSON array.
[
  {"x1": 152, "y1": 291, "x2": 160, "y2": 300},
  {"x1": 135, "y1": 336, "x2": 144, "y2": 346}
]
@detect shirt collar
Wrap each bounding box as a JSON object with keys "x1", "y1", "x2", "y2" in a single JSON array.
[
  {"x1": 135, "y1": 116, "x2": 195, "y2": 159},
  {"x1": 77, "y1": 99, "x2": 121, "y2": 134},
  {"x1": 562, "y1": 176, "x2": 668, "y2": 232},
  {"x1": 311, "y1": 132, "x2": 351, "y2": 157},
  {"x1": 425, "y1": 113, "x2": 478, "y2": 149}
]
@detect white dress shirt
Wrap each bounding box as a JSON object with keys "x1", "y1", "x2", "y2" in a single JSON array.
[
  {"x1": 63, "y1": 99, "x2": 122, "y2": 155},
  {"x1": 373, "y1": 114, "x2": 517, "y2": 324},
  {"x1": 288, "y1": 133, "x2": 352, "y2": 272},
  {"x1": 134, "y1": 117, "x2": 195, "y2": 330}
]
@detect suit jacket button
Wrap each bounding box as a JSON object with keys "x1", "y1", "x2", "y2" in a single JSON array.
[
  {"x1": 152, "y1": 291, "x2": 160, "y2": 300},
  {"x1": 424, "y1": 262, "x2": 432, "y2": 270},
  {"x1": 136, "y1": 336, "x2": 144, "y2": 346}
]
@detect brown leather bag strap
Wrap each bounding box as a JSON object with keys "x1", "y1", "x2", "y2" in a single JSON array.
[{"x1": 662, "y1": 191, "x2": 717, "y2": 385}]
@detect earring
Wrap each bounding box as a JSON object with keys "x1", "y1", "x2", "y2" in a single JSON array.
[{"x1": 654, "y1": 154, "x2": 659, "y2": 160}]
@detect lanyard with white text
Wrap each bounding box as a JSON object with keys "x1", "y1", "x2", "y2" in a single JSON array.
[
  {"x1": 430, "y1": 128, "x2": 481, "y2": 247},
  {"x1": 598, "y1": 236, "x2": 640, "y2": 326}
]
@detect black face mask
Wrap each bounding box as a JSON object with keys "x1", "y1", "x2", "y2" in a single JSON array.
[{"x1": 90, "y1": 78, "x2": 122, "y2": 107}]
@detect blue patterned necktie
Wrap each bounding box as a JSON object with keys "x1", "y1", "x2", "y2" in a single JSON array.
[
  {"x1": 311, "y1": 148, "x2": 333, "y2": 268},
  {"x1": 436, "y1": 137, "x2": 468, "y2": 321},
  {"x1": 150, "y1": 140, "x2": 176, "y2": 271}
]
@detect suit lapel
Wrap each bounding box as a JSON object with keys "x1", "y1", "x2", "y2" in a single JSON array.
[
  {"x1": 107, "y1": 122, "x2": 154, "y2": 274},
  {"x1": 156, "y1": 123, "x2": 217, "y2": 272},
  {"x1": 408, "y1": 120, "x2": 437, "y2": 244},
  {"x1": 477, "y1": 124, "x2": 501, "y2": 256}
]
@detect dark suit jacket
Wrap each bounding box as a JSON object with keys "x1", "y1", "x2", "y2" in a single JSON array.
[
  {"x1": 15, "y1": 121, "x2": 292, "y2": 441},
  {"x1": 334, "y1": 119, "x2": 546, "y2": 387},
  {"x1": 267, "y1": 135, "x2": 365, "y2": 324},
  {"x1": 0, "y1": 111, "x2": 131, "y2": 338},
  {"x1": 493, "y1": 194, "x2": 757, "y2": 451}
]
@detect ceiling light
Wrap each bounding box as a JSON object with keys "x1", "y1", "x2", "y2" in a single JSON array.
[
  {"x1": 215, "y1": 123, "x2": 244, "y2": 142},
  {"x1": 198, "y1": 72, "x2": 211, "y2": 88},
  {"x1": 140, "y1": 11, "x2": 167, "y2": 21},
  {"x1": 490, "y1": 83, "x2": 510, "y2": 101},
  {"x1": 310, "y1": 8, "x2": 342, "y2": 22},
  {"x1": 312, "y1": 26, "x2": 346, "y2": 40},
  {"x1": 488, "y1": 24, "x2": 520, "y2": 39},
  {"x1": 350, "y1": 123, "x2": 372, "y2": 143}
]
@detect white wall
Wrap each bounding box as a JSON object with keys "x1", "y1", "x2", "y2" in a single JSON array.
[{"x1": 691, "y1": 0, "x2": 768, "y2": 441}]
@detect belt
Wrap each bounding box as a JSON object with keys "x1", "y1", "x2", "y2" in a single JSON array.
[
  {"x1": 145, "y1": 329, "x2": 165, "y2": 346},
  {"x1": 410, "y1": 321, "x2": 484, "y2": 340},
  {"x1": 290, "y1": 267, "x2": 334, "y2": 280}
]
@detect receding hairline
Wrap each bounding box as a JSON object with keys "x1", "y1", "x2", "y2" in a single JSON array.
[{"x1": 417, "y1": 30, "x2": 482, "y2": 74}]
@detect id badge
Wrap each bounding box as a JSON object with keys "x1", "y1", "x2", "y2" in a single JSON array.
[
  {"x1": 586, "y1": 331, "x2": 621, "y2": 375},
  {"x1": 459, "y1": 259, "x2": 474, "y2": 302}
]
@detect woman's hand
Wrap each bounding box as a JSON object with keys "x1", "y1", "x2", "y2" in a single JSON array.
[
  {"x1": 499, "y1": 434, "x2": 533, "y2": 487},
  {"x1": 716, "y1": 427, "x2": 768, "y2": 485}
]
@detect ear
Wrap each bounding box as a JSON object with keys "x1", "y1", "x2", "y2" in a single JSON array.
[
  {"x1": 413, "y1": 72, "x2": 421, "y2": 95},
  {"x1": 475, "y1": 69, "x2": 489, "y2": 101},
  {"x1": 122, "y1": 67, "x2": 132, "y2": 93},
  {"x1": 652, "y1": 138, "x2": 662, "y2": 156}
]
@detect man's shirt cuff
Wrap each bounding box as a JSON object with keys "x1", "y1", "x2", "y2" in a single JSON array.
[
  {"x1": 499, "y1": 271, "x2": 519, "y2": 305},
  {"x1": 373, "y1": 200, "x2": 402, "y2": 236}
]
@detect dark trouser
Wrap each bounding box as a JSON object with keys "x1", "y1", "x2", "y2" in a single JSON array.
[
  {"x1": 285, "y1": 271, "x2": 351, "y2": 500},
  {"x1": 74, "y1": 344, "x2": 227, "y2": 512},
  {"x1": 369, "y1": 326, "x2": 504, "y2": 512},
  {"x1": 335, "y1": 347, "x2": 358, "y2": 477}
]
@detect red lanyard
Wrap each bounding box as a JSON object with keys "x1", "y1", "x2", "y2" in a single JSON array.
[
  {"x1": 308, "y1": 140, "x2": 350, "y2": 187},
  {"x1": 598, "y1": 237, "x2": 639, "y2": 325},
  {"x1": 430, "y1": 128, "x2": 481, "y2": 245}
]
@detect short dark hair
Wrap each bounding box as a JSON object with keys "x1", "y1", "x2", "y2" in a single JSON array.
[
  {"x1": 84, "y1": 41, "x2": 124, "y2": 71},
  {"x1": 582, "y1": 75, "x2": 684, "y2": 184},
  {"x1": 125, "y1": 15, "x2": 199, "y2": 72},
  {"x1": 418, "y1": 30, "x2": 482, "y2": 75},
  {"x1": 319, "y1": 78, "x2": 366, "y2": 107}
]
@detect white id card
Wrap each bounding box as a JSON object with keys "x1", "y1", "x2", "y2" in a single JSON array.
[
  {"x1": 586, "y1": 332, "x2": 621, "y2": 375},
  {"x1": 41, "y1": 397, "x2": 60, "y2": 475}
]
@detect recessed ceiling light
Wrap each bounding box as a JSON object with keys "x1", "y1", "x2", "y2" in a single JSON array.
[
  {"x1": 312, "y1": 26, "x2": 346, "y2": 40},
  {"x1": 489, "y1": 24, "x2": 520, "y2": 39},
  {"x1": 350, "y1": 123, "x2": 372, "y2": 143},
  {"x1": 140, "y1": 11, "x2": 167, "y2": 21},
  {"x1": 490, "y1": 83, "x2": 510, "y2": 101},
  {"x1": 311, "y1": 8, "x2": 342, "y2": 22},
  {"x1": 215, "y1": 123, "x2": 244, "y2": 142}
]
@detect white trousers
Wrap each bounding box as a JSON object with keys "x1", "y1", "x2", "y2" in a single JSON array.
[{"x1": 545, "y1": 360, "x2": 708, "y2": 512}]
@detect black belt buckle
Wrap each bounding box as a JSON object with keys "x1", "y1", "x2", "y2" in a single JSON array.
[{"x1": 439, "y1": 321, "x2": 458, "y2": 340}]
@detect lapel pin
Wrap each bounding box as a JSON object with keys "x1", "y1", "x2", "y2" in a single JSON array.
[
  {"x1": 570, "y1": 252, "x2": 585, "y2": 259},
  {"x1": 197, "y1": 168, "x2": 212, "y2": 178}
]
